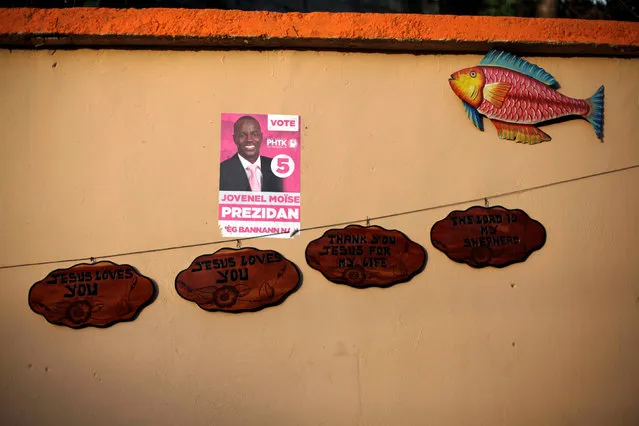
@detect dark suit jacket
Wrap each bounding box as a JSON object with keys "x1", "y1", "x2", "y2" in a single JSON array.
[{"x1": 219, "y1": 154, "x2": 283, "y2": 192}]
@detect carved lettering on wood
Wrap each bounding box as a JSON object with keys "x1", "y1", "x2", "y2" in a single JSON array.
[
  {"x1": 28, "y1": 261, "x2": 156, "y2": 328},
  {"x1": 305, "y1": 225, "x2": 427, "y2": 288},
  {"x1": 175, "y1": 247, "x2": 301, "y2": 313},
  {"x1": 430, "y1": 206, "x2": 546, "y2": 268}
]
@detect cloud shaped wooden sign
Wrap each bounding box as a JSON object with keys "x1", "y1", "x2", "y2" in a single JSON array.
[
  {"x1": 430, "y1": 206, "x2": 546, "y2": 268},
  {"x1": 176, "y1": 247, "x2": 302, "y2": 313},
  {"x1": 305, "y1": 225, "x2": 427, "y2": 288},
  {"x1": 29, "y1": 261, "x2": 156, "y2": 328}
]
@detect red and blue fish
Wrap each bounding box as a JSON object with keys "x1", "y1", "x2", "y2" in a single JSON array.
[{"x1": 449, "y1": 50, "x2": 604, "y2": 144}]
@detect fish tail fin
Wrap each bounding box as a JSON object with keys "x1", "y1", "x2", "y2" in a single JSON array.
[{"x1": 585, "y1": 85, "x2": 604, "y2": 141}]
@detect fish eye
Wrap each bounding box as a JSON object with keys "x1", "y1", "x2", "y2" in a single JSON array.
[{"x1": 469, "y1": 71, "x2": 477, "y2": 78}]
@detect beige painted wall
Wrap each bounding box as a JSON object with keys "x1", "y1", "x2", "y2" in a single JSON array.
[{"x1": 0, "y1": 49, "x2": 638, "y2": 425}]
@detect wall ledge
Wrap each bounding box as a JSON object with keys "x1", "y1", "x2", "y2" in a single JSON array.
[{"x1": 1, "y1": 8, "x2": 638, "y2": 56}]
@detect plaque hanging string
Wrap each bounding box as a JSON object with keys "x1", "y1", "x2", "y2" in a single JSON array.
[{"x1": 1, "y1": 163, "x2": 637, "y2": 270}]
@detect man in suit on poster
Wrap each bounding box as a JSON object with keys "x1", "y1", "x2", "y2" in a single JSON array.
[{"x1": 219, "y1": 115, "x2": 283, "y2": 192}]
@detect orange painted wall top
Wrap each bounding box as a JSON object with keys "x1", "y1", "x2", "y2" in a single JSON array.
[{"x1": 0, "y1": 7, "x2": 638, "y2": 55}]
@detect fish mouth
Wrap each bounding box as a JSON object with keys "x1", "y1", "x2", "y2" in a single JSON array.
[{"x1": 449, "y1": 76, "x2": 455, "y2": 81}]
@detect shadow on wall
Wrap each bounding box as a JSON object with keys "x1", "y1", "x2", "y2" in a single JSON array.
[{"x1": 4, "y1": 0, "x2": 638, "y2": 21}]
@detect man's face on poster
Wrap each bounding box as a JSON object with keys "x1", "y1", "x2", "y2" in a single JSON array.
[{"x1": 233, "y1": 118, "x2": 262, "y2": 163}]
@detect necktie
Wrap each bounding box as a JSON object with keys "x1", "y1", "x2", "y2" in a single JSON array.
[{"x1": 247, "y1": 163, "x2": 261, "y2": 192}]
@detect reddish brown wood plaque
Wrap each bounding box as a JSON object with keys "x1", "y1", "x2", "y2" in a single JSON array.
[
  {"x1": 305, "y1": 225, "x2": 427, "y2": 288},
  {"x1": 430, "y1": 206, "x2": 546, "y2": 268},
  {"x1": 175, "y1": 247, "x2": 301, "y2": 313},
  {"x1": 28, "y1": 261, "x2": 156, "y2": 328}
]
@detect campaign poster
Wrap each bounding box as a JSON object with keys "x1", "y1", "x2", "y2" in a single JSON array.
[{"x1": 219, "y1": 113, "x2": 301, "y2": 238}]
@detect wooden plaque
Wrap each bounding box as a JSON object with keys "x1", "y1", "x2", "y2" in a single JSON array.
[
  {"x1": 28, "y1": 261, "x2": 156, "y2": 329},
  {"x1": 430, "y1": 206, "x2": 546, "y2": 268},
  {"x1": 305, "y1": 225, "x2": 427, "y2": 288},
  {"x1": 175, "y1": 247, "x2": 302, "y2": 313}
]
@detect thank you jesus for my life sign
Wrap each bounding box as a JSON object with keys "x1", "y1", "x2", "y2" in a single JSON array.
[{"x1": 305, "y1": 225, "x2": 427, "y2": 288}]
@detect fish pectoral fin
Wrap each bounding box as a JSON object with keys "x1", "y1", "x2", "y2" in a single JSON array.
[
  {"x1": 483, "y1": 82, "x2": 511, "y2": 108},
  {"x1": 490, "y1": 120, "x2": 551, "y2": 144}
]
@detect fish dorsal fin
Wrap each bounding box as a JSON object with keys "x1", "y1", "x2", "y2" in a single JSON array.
[
  {"x1": 463, "y1": 101, "x2": 484, "y2": 131},
  {"x1": 480, "y1": 50, "x2": 558, "y2": 87}
]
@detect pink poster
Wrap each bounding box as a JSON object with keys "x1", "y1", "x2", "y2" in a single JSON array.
[{"x1": 219, "y1": 113, "x2": 301, "y2": 238}]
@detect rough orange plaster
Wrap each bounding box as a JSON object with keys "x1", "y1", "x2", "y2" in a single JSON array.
[{"x1": 0, "y1": 8, "x2": 638, "y2": 54}]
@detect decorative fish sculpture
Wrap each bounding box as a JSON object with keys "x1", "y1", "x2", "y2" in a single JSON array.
[{"x1": 448, "y1": 50, "x2": 604, "y2": 144}]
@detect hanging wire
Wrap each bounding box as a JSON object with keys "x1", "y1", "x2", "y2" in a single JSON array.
[
  {"x1": 1, "y1": 163, "x2": 637, "y2": 270},
  {"x1": 615, "y1": 0, "x2": 639, "y2": 19}
]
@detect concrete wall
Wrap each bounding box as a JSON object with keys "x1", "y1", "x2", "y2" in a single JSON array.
[{"x1": 1, "y1": 48, "x2": 638, "y2": 425}]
